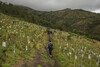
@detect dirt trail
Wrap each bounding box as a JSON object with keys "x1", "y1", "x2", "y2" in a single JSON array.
[{"x1": 13, "y1": 51, "x2": 60, "y2": 67}]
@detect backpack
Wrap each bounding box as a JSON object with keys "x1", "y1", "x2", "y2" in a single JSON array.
[{"x1": 48, "y1": 43, "x2": 53, "y2": 50}]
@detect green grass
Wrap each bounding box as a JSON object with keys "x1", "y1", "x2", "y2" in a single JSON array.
[{"x1": 0, "y1": 13, "x2": 100, "y2": 67}]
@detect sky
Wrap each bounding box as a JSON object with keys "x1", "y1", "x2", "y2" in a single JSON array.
[{"x1": 0, "y1": 0, "x2": 100, "y2": 13}]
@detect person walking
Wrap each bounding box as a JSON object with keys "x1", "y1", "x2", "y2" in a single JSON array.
[{"x1": 47, "y1": 41, "x2": 53, "y2": 57}]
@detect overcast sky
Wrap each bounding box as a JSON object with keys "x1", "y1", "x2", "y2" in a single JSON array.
[{"x1": 0, "y1": 0, "x2": 100, "y2": 13}]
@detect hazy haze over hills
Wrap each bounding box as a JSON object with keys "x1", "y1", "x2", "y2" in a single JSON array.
[
  {"x1": 0, "y1": 0, "x2": 100, "y2": 13},
  {"x1": 0, "y1": 1, "x2": 100, "y2": 40}
]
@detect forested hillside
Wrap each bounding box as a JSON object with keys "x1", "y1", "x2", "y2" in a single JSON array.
[
  {"x1": 0, "y1": 1, "x2": 100, "y2": 67},
  {"x1": 0, "y1": 12, "x2": 100, "y2": 67},
  {"x1": 0, "y1": 1, "x2": 100, "y2": 40}
]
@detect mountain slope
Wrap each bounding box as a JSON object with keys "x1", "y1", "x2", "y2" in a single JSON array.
[
  {"x1": 0, "y1": 13, "x2": 100, "y2": 67},
  {"x1": 0, "y1": 1, "x2": 100, "y2": 40}
]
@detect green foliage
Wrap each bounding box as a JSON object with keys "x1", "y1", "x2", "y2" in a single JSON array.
[
  {"x1": 0, "y1": 1, "x2": 100, "y2": 40},
  {"x1": 0, "y1": 1, "x2": 100, "y2": 67},
  {"x1": 0, "y1": 13, "x2": 100, "y2": 67}
]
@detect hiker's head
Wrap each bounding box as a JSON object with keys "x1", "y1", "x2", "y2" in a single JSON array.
[
  {"x1": 49, "y1": 40, "x2": 51, "y2": 42},
  {"x1": 48, "y1": 41, "x2": 52, "y2": 45},
  {"x1": 49, "y1": 39, "x2": 51, "y2": 42}
]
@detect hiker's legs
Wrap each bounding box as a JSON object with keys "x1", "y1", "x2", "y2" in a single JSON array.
[
  {"x1": 48, "y1": 50, "x2": 53, "y2": 58},
  {"x1": 48, "y1": 49, "x2": 52, "y2": 55},
  {"x1": 48, "y1": 34, "x2": 52, "y2": 42}
]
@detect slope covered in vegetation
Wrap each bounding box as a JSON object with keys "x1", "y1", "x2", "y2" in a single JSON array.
[
  {"x1": 0, "y1": 12, "x2": 100, "y2": 67},
  {"x1": 0, "y1": 1, "x2": 100, "y2": 40}
]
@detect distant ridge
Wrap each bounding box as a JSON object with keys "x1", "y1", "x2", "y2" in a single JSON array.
[{"x1": 0, "y1": 1, "x2": 100, "y2": 40}]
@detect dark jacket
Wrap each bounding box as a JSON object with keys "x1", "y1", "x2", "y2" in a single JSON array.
[{"x1": 48, "y1": 42, "x2": 53, "y2": 51}]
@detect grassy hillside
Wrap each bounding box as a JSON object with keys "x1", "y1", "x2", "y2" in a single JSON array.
[
  {"x1": 0, "y1": 1, "x2": 100, "y2": 40},
  {"x1": 0, "y1": 13, "x2": 100, "y2": 67}
]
